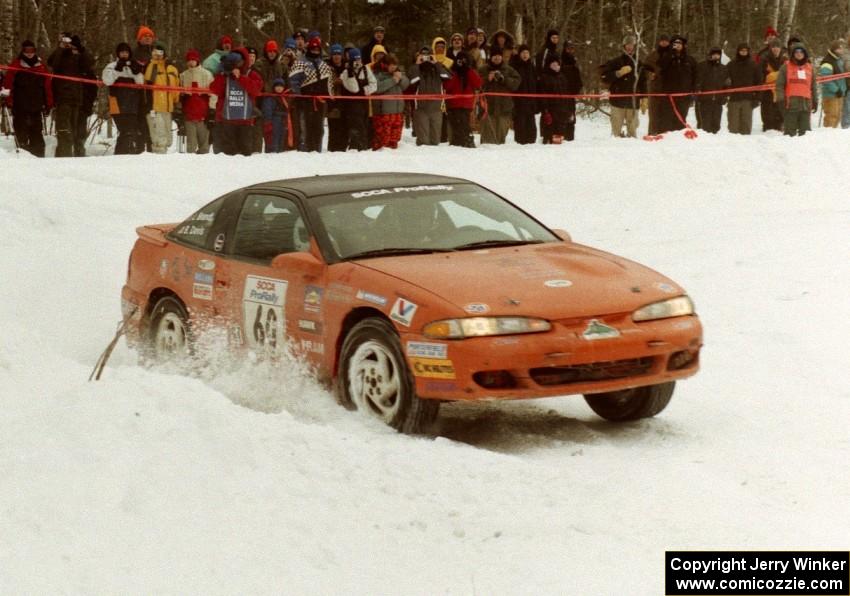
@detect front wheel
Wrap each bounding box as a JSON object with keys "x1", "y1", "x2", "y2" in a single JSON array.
[
  {"x1": 337, "y1": 317, "x2": 439, "y2": 434},
  {"x1": 584, "y1": 382, "x2": 675, "y2": 421}
]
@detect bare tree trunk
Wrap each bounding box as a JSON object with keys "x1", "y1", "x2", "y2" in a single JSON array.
[
  {"x1": 770, "y1": 0, "x2": 782, "y2": 28},
  {"x1": 1, "y1": 0, "x2": 13, "y2": 63},
  {"x1": 782, "y1": 0, "x2": 797, "y2": 40},
  {"x1": 653, "y1": 0, "x2": 663, "y2": 42},
  {"x1": 712, "y1": 0, "x2": 721, "y2": 45},
  {"x1": 672, "y1": 0, "x2": 683, "y2": 32},
  {"x1": 496, "y1": 0, "x2": 507, "y2": 30},
  {"x1": 234, "y1": 0, "x2": 243, "y2": 45}
]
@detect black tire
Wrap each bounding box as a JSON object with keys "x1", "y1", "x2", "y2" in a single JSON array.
[
  {"x1": 337, "y1": 317, "x2": 439, "y2": 434},
  {"x1": 584, "y1": 381, "x2": 675, "y2": 421},
  {"x1": 144, "y1": 295, "x2": 192, "y2": 367}
]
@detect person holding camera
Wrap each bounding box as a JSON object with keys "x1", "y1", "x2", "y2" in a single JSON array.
[
  {"x1": 371, "y1": 54, "x2": 410, "y2": 150},
  {"x1": 48, "y1": 33, "x2": 94, "y2": 157},
  {"x1": 179, "y1": 49, "x2": 215, "y2": 154},
  {"x1": 477, "y1": 51, "x2": 520, "y2": 144},
  {"x1": 407, "y1": 46, "x2": 450, "y2": 146},
  {"x1": 340, "y1": 48, "x2": 376, "y2": 151},
  {"x1": 143, "y1": 44, "x2": 180, "y2": 154},
  {"x1": 102, "y1": 42, "x2": 145, "y2": 154},
  {"x1": 3, "y1": 40, "x2": 52, "y2": 157}
]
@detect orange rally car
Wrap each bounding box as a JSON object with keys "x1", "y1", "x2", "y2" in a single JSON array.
[{"x1": 122, "y1": 173, "x2": 702, "y2": 433}]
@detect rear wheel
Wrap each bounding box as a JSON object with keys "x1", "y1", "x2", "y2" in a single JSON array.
[
  {"x1": 337, "y1": 317, "x2": 439, "y2": 434},
  {"x1": 584, "y1": 382, "x2": 675, "y2": 421},
  {"x1": 145, "y1": 296, "x2": 192, "y2": 367}
]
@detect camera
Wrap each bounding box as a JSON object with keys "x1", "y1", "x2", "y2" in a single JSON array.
[
  {"x1": 494, "y1": 71, "x2": 504, "y2": 82},
  {"x1": 61, "y1": 36, "x2": 72, "y2": 44}
]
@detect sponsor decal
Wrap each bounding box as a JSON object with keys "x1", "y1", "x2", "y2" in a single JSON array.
[
  {"x1": 298, "y1": 319, "x2": 323, "y2": 334},
  {"x1": 350, "y1": 185, "x2": 454, "y2": 199},
  {"x1": 326, "y1": 282, "x2": 355, "y2": 303},
  {"x1": 198, "y1": 259, "x2": 215, "y2": 271},
  {"x1": 229, "y1": 325, "x2": 244, "y2": 347},
  {"x1": 423, "y1": 380, "x2": 458, "y2": 392},
  {"x1": 406, "y1": 341, "x2": 448, "y2": 359},
  {"x1": 242, "y1": 276, "x2": 288, "y2": 354},
  {"x1": 193, "y1": 211, "x2": 215, "y2": 223},
  {"x1": 304, "y1": 285, "x2": 324, "y2": 313},
  {"x1": 582, "y1": 319, "x2": 621, "y2": 341},
  {"x1": 655, "y1": 282, "x2": 676, "y2": 294},
  {"x1": 544, "y1": 279, "x2": 573, "y2": 288},
  {"x1": 410, "y1": 357, "x2": 456, "y2": 379},
  {"x1": 193, "y1": 283, "x2": 213, "y2": 301},
  {"x1": 300, "y1": 339, "x2": 325, "y2": 355},
  {"x1": 194, "y1": 271, "x2": 214, "y2": 285},
  {"x1": 390, "y1": 298, "x2": 418, "y2": 327},
  {"x1": 356, "y1": 290, "x2": 388, "y2": 307},
  {"x1": 464, "y1": 303, "x2": 490, "y2": 314},
  {"x1": 213, "y1": 233, "x2": 226, "y2": 252},
  {"x1": 159, "y1": 259, "x2": 168, "y2": 278}
]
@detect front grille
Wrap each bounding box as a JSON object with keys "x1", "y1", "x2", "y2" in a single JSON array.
[{"x1": 530, "y1": 357, "x2": 655, "y2": 386}]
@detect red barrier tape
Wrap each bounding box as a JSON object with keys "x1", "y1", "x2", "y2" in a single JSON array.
[{"x1": 2, "y1": 63, "x2": 848, "y2": 103}]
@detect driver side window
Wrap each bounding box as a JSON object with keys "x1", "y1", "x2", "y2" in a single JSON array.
[{"x1": 232, "y1": 194, "x2": 310, "y2": 262}]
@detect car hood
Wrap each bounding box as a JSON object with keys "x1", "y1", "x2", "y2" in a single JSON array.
[{"x1": 354, "y1": 242, "x2": 686, "y2": 319}]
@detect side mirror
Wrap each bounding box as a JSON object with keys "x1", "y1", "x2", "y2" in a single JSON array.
[
  {"x1": 271, "y1": 251, "x2": 325, "y2": 279},
  {"x1": 552, "y1": 228, "x2": 572, "y2": 243}
]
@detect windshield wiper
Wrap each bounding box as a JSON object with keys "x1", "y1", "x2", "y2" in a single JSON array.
[
  {"x1": 452, "y1": 239, "x2": 545, "y2": 251},
  {"x1": 344, "y1": 247, "x2": 454, "y2": 260}
]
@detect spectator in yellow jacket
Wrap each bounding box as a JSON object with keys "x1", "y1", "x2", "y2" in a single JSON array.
[{"x1": 144, "y1": 43, "x2": 180, "y2": 153}]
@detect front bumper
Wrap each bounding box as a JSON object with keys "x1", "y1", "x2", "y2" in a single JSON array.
[{"x1": 406, "y1": 314, "x2": 703, "y2": 401}]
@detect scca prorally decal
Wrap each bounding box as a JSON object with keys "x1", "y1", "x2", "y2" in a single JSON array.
[
  {"x1": 406, "y1": 341, "x2": 448, "y2": 359},
  {"x1": 390, "y1": 298, "x2": 418, "y2": 327},
  {"x1": 242, "y1": 276, "x2": 288, "y2": 354},
  {"x1": 350, "y1": 185, "x2": 454, "y2": 199}
]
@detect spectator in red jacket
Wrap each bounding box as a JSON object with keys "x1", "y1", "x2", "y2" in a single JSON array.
[
  {"x1": 210, "y1": 48, "x2": 262, "y2": 155},
  {"x1": 443, "y1": 52, "x2": 482, "y2": 147},
  {"x1": 179, "y1": 49, "x2": 214, "y2": 153},
  {"x1": 3, "y1": 40, "x2": 53, "y2": 157}
]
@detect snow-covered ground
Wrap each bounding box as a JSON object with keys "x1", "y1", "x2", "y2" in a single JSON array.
[{"x1": 2, "y1": 118, "x2": 849, "y2": 594}]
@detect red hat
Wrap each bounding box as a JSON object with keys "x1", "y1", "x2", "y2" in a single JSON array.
[
  {"x1": 136, "y1": 25, "x2": 155, "y2": 41},
  {"x1": 307, "y1": 37, "x2": 322, "y2": 50},
  {"x1": 264, "y1": 40, "x2": 279, "y2": 53},
  {"x1": 220, "y1": 35, "x2": 233, "y2": 47},
  {"x1": 185, "y1": 48, "x2": 201, "y2": 63},
  {"x1": 765, "y1": 26, "x2": 778, "y2": 38}
]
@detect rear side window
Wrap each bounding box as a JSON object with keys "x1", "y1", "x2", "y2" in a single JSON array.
[
  {"x1": 170, "y1": 196, "x2": 227, "y2": 248},
  {"x1": 232, "y1": 194, "x2": 310, "y2": 262}
]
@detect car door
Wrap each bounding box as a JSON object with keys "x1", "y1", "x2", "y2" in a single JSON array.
[{"x1": 221, "y1": 192, "x2": 327, "y2": 365}]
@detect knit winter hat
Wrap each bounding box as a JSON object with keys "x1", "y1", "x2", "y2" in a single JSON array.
[
  {"x1": 308, "y1": 30, "x2": 321, "y2": 40},
  {"x1": 658, "y1": 34, "x2": 670, "y2": 42},
  {"x1": 708, "y1": 47, "x2": 722, "y2": 56},
  {"x1": 329, "y1": 44, "x2": 343, "y2": 56},
  {"x1": 221, "y1": 52, "x2": 242, "y2": 71},
  {"x1": 374, "y1": 25, "x2": 386, "y2": 32},
  {"x1": 247, "y1": 47, "x2": 258, "y2": 57},
  {"x1": 70, "y1": 35, "x2": 83, "y2": 51},
  {"x1": 219, "y1": 35, "x2": 233, "y2": 47},
  {"x1": 136, "y1": 26, "x2": 155, "y2": 41},
  {"x1": 517, "y1": 44, "x2": 530, "y2": 54},
  {"x1": 272, "y1": 78, "x2": 286, "y2": 89},
  {"x1": 264, "y1": 40, "x2": 279, "y2": 53},
  {"x1": 765, "y1": 26, "x2": 778, "y2": 39},
  {"x1": 769, "y1": 39, "x2": 783, "y2": 49},
  {"x1": 419, "y1": 46, "x2": 432, "y2": 55},
  {"x1": 185, "y1": 48, "x2": 201, "y2": 62},
  {"x1": 307, "y1": 37, "x2": 322, "y2": 50},
  {"x1": 670, "y1": 35, "x2": 687, "y2": 45},
  {"x1": 737, "y1": 42, "x2": 750, "y2": 52},
  {"x1": 830, "y1": 39, "x2": 846, "y2": 53},
  {"x1": 21, "y1": 40, "x2": 36, "y2": 49},
  {"x1": 450, "y1": 33, "x2": 464, "y2": 43},
  {"x1": 153, "y1": 42, "x2": 166, "y2": 55},
  {"x1": 283, "y1": 38, "x2": 297, "y2": 50},
  {"x1": 546, "y1": 29, "x2": 559, "y2": 41},
  {"x1": 623, "y1": 35, "x2": 637, "y2": 47}
]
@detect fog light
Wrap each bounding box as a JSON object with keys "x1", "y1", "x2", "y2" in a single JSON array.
[
  {"x1": 473, "y1": 370, "x2": 516, "y2": 389},
  {"x1": 668, "y1": 349, "x2": 698, "y2": 371}
]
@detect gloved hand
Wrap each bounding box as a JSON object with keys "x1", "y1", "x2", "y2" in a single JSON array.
[
  {"x1": 640, "y1": 97, "x2": 648, "y2": 114},
  {"x1": 493, "y1": 70, "x2": 504, "y2": 82},
  {"x1": 115, "y1": 59, "x2": 127, "y2": 71},
  {"x1": 542, "y1": 111, "x2": 553, "y2": 126},
  {"x1": 836, "y1": 89, "x2": 844, "y2": 98},
  {"x1": 616, "y1": 65, "x2": 632, "y2": 78},
  {"x1": 0, "y1": 88, "x2": 10, "y2": 98},
  {"x1": 206, "y1": 107, "x2": 216, "y2": 125}
]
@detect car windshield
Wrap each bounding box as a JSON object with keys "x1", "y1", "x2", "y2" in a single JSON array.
[{"x1": 312, "y1": 183, "x2": 559, "y2": 260}]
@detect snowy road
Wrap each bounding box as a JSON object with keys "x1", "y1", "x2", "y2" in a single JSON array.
[{"x1": 2, "y1": 124, "x2": 848, "y2": 594}]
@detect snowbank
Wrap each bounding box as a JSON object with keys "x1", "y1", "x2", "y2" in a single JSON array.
[{"x1": 2, "y1": 123, "x2": 848, "y2": 594}]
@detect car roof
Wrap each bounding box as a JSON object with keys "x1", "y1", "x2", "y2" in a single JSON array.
[{"x1": 245, "y1": 172, "x2": 472, "y2": 198}]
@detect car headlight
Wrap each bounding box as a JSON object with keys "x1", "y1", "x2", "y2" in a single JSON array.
[
  {"x1": 633, "y1": 296, "x2": 695, "y2": 322},
  {"x1": 423, "y1": 317, "x2": 551, "y2": 339}
]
